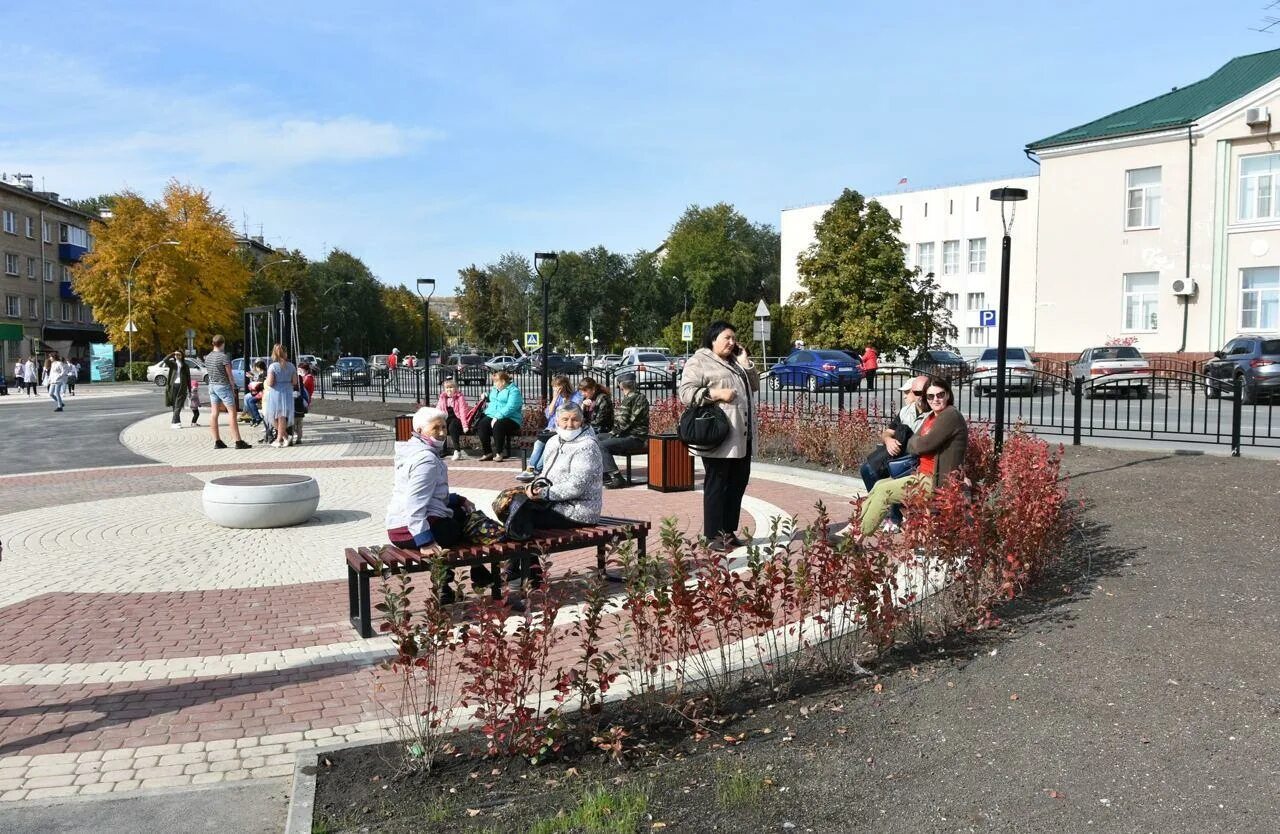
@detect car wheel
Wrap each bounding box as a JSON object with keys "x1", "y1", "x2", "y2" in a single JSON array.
[
  {"x1": 1241, "y1": 377, "x2": 1257, "y2": 405},
  {"x1": 1134, "y1": 386, "x2": 1147, "y2": 399},
  {"x1": 1204, "y1": 380, "x2": 1220, "y2": 399},
  {"x1": 806, "y1": 375, "x2": 819, "y2": 394},
  {"x1": 768, "y1": 375, "x2": 782, "y2": 391},
  {"x1": 153, "y1": 375, "x2": 167, "y2": 387}
]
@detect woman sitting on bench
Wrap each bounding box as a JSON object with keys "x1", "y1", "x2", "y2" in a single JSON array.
[{"x1": 385, "y1": 406, "x2": 495, "y2": 603}]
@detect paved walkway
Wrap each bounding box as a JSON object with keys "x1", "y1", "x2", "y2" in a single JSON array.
[{"x1": 0, "y1": 411, "x2": 855, "y2": 802}]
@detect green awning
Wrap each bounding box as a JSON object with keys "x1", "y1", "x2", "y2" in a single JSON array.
[{"x1": 0, "y1": 323, "x2": 24, "y2": 341}]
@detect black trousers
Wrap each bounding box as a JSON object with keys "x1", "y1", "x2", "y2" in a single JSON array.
[
  {"x1": 701, "y1": 453, "x2": 752, "y2": 541},
  {"x1": 863, "y1": 369, "x2": 876, "y2": 391},
  {"x1": 475, "y1": 415, "x2": 520, "y2": 455},
  {"x1": 445, "y1": 415, "x2": 465, "y2": 452},
  {"x1": 169, "y1": 389, "x2": 188, "y2": 424},
  {"x1": 598, "y1": 433, "x2": 646, "y2": 475},
  {"x1": 387, "y1": 504, "x2": 486, "y2": 587}
]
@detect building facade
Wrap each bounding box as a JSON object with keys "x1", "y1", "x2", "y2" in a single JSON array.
[
  {"x1": 780, "y1": 175, "x2": 1039, "y2": 357},
  {"x1": 1028, "y1": 47, "x2": 1280, "y2": 355},
  {"x1": 0, "y1": 174, "x2": 104, "y2": 374}
]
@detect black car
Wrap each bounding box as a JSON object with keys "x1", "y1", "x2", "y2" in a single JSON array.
[
  {"x1": 1203, "y1": 335, "x2": 1280, "y2": 404},
  {"x1": 532, "y1": 353, "x2": 584, "y2": 374},
  {"x1": 434, "y1": 353, "x2": 490, "y2": 385},
  {"x1": 912, "y1": 348, "x2": 970, "y2": 382},
  {"x1": 330, "y1": 356, "x2": 370, "y2": 387}
]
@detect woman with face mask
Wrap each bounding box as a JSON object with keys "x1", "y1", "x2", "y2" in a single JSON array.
[
  {"x1": 502, "y1": 402, "x2": 603, "y2": 606},
  {"x1": 385, "y1": 406, "x2": 494, "y2": 602}
]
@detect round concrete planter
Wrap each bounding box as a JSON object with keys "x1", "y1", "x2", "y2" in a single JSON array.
[{"x1": 202, "y1": 473, "x2": 320, "y2": 529}]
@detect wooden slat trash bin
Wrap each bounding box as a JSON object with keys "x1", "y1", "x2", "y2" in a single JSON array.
[
  {"x1": 646, "y1": 434, "x2": 694, "y2": 492},
  {"x1": 394, "y1": 414, "x2": 413, "y2": 441}
]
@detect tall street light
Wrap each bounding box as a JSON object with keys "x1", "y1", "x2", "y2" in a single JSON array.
[
  {"x1": 989, "y1": 186, "x2": 1028, "y2": 453},
  {"x1": 125, "y1": 240, "x2": 179, "y2": 379},
  {"x1": 534, "y1": 252, "x2": 559, "y2": 407},
  {"x1": 416, "y1": 278, "x2": 436, "y2": 403}
]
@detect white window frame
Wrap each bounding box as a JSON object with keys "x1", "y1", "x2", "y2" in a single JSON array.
[
  {"x1": 1125, "y1": 167, "x2": 1162, "y2": 229},
  {"x1": 24, "y1": 216, "x2": 33, "y2": 238},
  {"x1": 43, "y1": 262, "x2": 53, "y2": 282},
  {"x1": 942, "y1": 292, "x2": 959, "y2": 311},
  {"x1": 5, "y1": 295, "x2": 18, "y2": 318},
  {"x1": 916, "y1": 242, "x2": 935, "y2": 274},
  {"x1": 965, "y1": 327, "x2": 986, "y2": 345},
  {"x1": 61, "y1": 301, "x2": 70, "y2": 321},
  {"x1": 44, "y1": 299, "x2": 53, "y2": 321},
  {"x1": 1122, "y1": 271, "x2": 1160, "y2": 332},
  {"x1": 28, "y1": 297, "x2": 37, "y2": 319},
  {"x1": 942, "y1": 240, "x2": 960, "y2": 275},
  {"x1": 1, "y1": 211, "x2": 14, "y2": 235},
  {"x1": 1239, "y1": 266, "x2": 1280, "y2": 331},
  {"x1": 26, "y1": 256, "x2": 35, "y2": 278},
  {"x1": 1238, "y1": 152, "x2": 1280, "y2": 223},
  {"x1": 41, "y1": 220, "x2": 50, "y2": 243},
  {"x1": 966, "y1": 292, "x2": 986, "y2": 311},
  {"x1": 3, "y1": 253, "x2": 17, "y2": 276},
  {"x1": 967, "y1": 238, "x2": 986, "y2": 273}
]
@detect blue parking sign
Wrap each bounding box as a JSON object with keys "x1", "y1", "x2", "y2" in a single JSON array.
[{"x1": 979, "y1": 309, "x2": 997, "y2": 327}]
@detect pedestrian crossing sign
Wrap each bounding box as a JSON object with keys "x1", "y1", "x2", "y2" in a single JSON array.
[
  {"x1": 524, "y1": 331, "x2": 541, "y2": 350},
  {"x1": 681, "y1": 321, "x2": 693, "y2": 342}
]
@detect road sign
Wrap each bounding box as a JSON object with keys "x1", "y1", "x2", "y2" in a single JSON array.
[
  {"x1": 754, "y1": 299, "x2": 770, "y2": 318},
  {"x1": 524, "y1": 331, "x2": 541, "y2": 350},
  {"x1": 125, "y1": 320, "x2": 138, "y2": 333},
  {"x1": 681, "y1": 321, "x2": 693, "y2": 342},
  {"x1": 979, "y1": 309, "x2": 997, "y2": 327},
  {"x1": 753, "y1": 320, "x2": 771, "y2": 342}
]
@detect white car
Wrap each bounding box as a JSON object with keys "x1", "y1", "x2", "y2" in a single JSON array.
[
  {"x1": 596, "y1": 354, "x2": 623, "y2": 371},
  {"x1": 614, "y1": 352, "x2": 677, "y2": 390},
  {"x1": 1071, "y1": 346, "x2": 1152, "y2": 397},
  {"x1": 970, "y1": 347, "x2": 1037, "y2": 394},
  {"x1": 148, "y1": 358, "x2": 209, "y2": 387}
]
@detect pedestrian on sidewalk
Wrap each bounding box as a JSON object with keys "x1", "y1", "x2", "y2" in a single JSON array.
[
  {"x1": 22, "y1": 356, "x2": 37, "y2": 396},
  {"x1": 65, "y1": 357, "x2": 78, "y2": 396},
  {"x1": 189, "y1": 375, "x2": 201, "y2": 427},
  {"x1": 203, "y1": 334, "x2": 251, "y2": 450},
  {"x1": 46, "y1": 352, "x2": 68, "y2": 412},
  {"x1": 264, "y1": 343, "x2": 297, "y2": 448},
  {"x1": 163, "y1": 350, "x2": 190, "y2": 429},
  {"x1": 861, "y1": 343, "x2": 879, "y2": 392},
  {"x1": 292, "y1": 361, "x2": 314, "y2": 444}
]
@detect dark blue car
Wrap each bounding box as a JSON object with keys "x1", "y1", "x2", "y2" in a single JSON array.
[{"x1": 767, "y1": 349, "x2": 864, "y2": 392}]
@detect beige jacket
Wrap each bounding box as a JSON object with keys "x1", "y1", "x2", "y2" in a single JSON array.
[{"x1": 677, "y1": 347, "x2": 760, "y2": 459}]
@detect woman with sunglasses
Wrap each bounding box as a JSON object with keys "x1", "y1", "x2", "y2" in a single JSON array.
[{"x1": 856, "y1": 375, "x2": 967, "y2": 537}]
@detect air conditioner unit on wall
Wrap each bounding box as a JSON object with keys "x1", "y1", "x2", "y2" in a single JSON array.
[
  {"x1": 1170, "y1": 277, "x2": 1198, "y2": 297},
  {"x1": 1246, "y1": 107, "x2": 1271, "y2": 127}
]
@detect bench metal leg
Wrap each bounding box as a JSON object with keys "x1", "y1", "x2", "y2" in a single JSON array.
[
  {"x1": 625, "y1": 455, "x2": 632, "y2": 484},
  {"x1": 355, "y1": 570, "x2": 374, "y2": 638},
  {"x1": 347, "y1": 564, "x2": 359, "y2": 620},
  {"x1": 491, "y1": 559, "x2": 502, "y2": 600}
]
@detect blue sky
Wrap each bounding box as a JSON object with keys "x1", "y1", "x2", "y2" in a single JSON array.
[{"x1": 0, "y1": 1, "x2": 1267, "y2": 293}]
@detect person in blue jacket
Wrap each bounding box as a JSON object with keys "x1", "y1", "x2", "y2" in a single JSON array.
[{"x1": 474, "y1": 370, "x2": 524, "y2": 462}]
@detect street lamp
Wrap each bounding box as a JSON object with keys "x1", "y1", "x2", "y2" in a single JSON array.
[
  {"x1": 534, "y1": 252, "x2": 559, "y2": 407},
  {"x1": 125, "y1": 240, "x2": 179, "y2": 379},
  {"x1": 989, "y1": 186, "x2": 1029, "y2": 453},
  {"x1": 416, "y1": 278, "x2": 436, "y2": 403}
]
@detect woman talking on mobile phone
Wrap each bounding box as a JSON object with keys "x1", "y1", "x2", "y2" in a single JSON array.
[{"x1": 677, "y1": 320, "x2": 760, "y2": 552}]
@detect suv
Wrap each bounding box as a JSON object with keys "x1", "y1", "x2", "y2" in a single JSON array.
[
  {"x1": 1204, "y1": 335, "x2": 1280, "y2": 404},
  {"x1": 435, "y1": 353, "x2": 490, "y2": 385}
]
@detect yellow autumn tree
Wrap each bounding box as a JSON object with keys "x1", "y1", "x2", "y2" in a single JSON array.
[{"x1": 73, "y1": 181, "x2": 250, "y2": 359}]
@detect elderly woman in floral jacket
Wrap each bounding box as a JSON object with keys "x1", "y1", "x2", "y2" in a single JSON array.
[{"x1": 678, "y1": 320, "x2": 759, "y2": 551}]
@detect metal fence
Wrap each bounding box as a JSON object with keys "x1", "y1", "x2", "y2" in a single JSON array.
[{"x1": 314, "y1": 361, "x2": 1277, "y2": 454}]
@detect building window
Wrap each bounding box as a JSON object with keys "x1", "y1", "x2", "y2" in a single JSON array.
[
  {"x1": 1238, "y1": 153, "x2": 1280, "y2": 221},
  {"x1": 61, "y1": 266, "x2": 70, "y2": 282},
  {"x1": 902, "y1": 243, "x2": 911, "y2": 268},
  {"x1": 44, "y1": 300, "x2": 54, "y2": 320},
  {"x1": 28, "y1": 297, "x2": 37, "y2": 319},
  {"x1": 1125, "y1": 167, "x2": 1162, "y2": 229},
  {"x1": 41, "y1": 220, "x2": 50, "y2": 243},
  {"x1": 966, "y1": 292, "x2": 986, "y2": 311},
  {"x1": 24, "y1": 216, "x2": 33, "y2": 238},
  {"x1": 61, "y1": 302, "x2": 70, "y2": 321},
  {"x1": 942, "y1": 240, "x2": 960, "y2": 275},
  {"x1": 916, "y1": 242, "x2": 935, "y2": 274},
  {"x1": 948, "y1": 200, "x2": 954, "y2": 215},
  {"x1": 967, "y1": 238, "x2": 987, "y2": 273},
  {"x1": 43, "y1": 263, "x2": 53, "y2": 282},
  {"x1": 1240, "y1": 266, "x2": 1279, "y2": 330},
  {"x1": 965, "y1": 327, "x2": 986, "y2": 345},
  {"x1": 26, "y1": 257, "x2": 35, "y2": 278},
  {"x1": 1122, "y1": 272, "x2": 1159, "y2": 331},
  {"x1": 5, "y1": 296, "x2": 18, "y2": 318},
  {"x1": 3, "y1": 253, "x2": 16, "y2": 276},
  {"x1": 59, "y1": 224, "x2": 89, "y2": 248},
  {"x1": 923, "y1": 202, "x2": 928, "y2": 218},
  {"x1": 942, "y1": 292, "x2": 959, "y2": 311},
  {"x1": 1, "y1": 211, "x2": 15, "y2": 235}
]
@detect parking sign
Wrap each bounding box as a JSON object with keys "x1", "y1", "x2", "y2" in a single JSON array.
[
  {"x1": 979, "y1": 310, "x2": 997, "y2": 327},
  {"x1": 524, "y1": 331, "x2": 541, "y2": 350},
  {"x1": 681, "y1": 321, "x2": 693, "y2": 342}
]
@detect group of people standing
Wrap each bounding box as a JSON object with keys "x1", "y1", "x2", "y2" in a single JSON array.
[{"x1": 10, "y1": 355, "x2": 80, "y2": 407}]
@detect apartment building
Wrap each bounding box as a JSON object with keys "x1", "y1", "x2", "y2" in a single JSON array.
[
  {"x1": 780, "y1": 175, "x2": 1039, "y2": 356},
  {"x1": 0, "y1": 174, "x2": 104, "y2": 373}
]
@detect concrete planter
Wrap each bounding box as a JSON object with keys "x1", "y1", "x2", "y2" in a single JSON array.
[{"x1": 202, "y1": 473, "x2": 320, "y2": 528}]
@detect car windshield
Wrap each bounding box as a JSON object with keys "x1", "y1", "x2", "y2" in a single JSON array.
[
  {"x1": 337, "y1": 358, "x2": 363, "y2": 368},
  {"x1": 636, "y1": 353, "x2": 667, "y2": 363},
  {"x1": 928, "y1": 350, "x2": 962, "y2": 362},
  {"x1": 813, "y1": 350, "x2": 852, "y2": 361},
  {"x1": 979, "y1": 348, "x2": 1029, "y2": 361},
  {"x1": 1092, "y1": 347, "x2": 1142, "y2": 360}
]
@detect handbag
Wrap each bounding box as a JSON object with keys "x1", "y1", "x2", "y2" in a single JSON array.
[{"x1": 678, "y1": 402, "x2": 730, "y2": 452}]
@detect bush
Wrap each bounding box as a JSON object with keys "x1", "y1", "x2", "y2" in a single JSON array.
[{"x1": 118, "y1": 361, "x2": 152, "y2": 382}]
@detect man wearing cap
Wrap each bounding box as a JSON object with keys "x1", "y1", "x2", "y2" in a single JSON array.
[
  {"x1": 387, "y1": 348, "x2": 400, "y2": 392},
  {"x1": 599, "y1": 374, "x2": 649, "y2": 489}
]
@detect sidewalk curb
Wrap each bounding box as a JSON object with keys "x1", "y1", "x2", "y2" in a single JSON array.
[{"x1": 284, "y1": 737, "x2": 389, "y2": 834}]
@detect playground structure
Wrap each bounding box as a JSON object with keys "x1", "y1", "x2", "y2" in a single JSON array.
[{"x1": 242, "y1": 290, "x2": 302, "y2": 364}]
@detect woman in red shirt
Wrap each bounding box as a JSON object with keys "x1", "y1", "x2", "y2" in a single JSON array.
[
  {"x1": 861, "y1": 344, "x2": 879, "y2": 392},
  {"x1": 293, "y1": 362, "x2": 316, "y2": 444}
]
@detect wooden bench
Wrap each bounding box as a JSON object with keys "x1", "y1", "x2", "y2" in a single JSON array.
[{"x1": 344, "y1": 515, "x2": 650, "y2": 638}]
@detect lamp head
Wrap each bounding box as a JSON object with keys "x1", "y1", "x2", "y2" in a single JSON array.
[
  {"x1": 989, "y1": 187, "x2": 1028, "y2": 202},
  {"x1": 534, "y1": 252, "x2": 559, "y2": 279},
  {"x1": 416, "y1": 277, "x2": 436, "y2": 299}
]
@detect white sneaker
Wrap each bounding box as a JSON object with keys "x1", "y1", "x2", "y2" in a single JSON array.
[
  {"x1": 287, "y1": 436, "x2": 297, "y2": 446},
  {"x1": 833, "y1": 523, "x2": 856, "y2": 538},
  {"x1": 880, "y1": 520, "x2": 902, "y2": 534},
  {"x1": 170, "y1": 423, "x2": 183, "y2": 430},
  {"x1": 274, "y1": 439, "x2": 286, "y2": 448},
  {"x1": 452, "y1": 450, "x2": 463, "y2": 461}
]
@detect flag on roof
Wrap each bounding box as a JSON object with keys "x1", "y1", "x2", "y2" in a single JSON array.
[{"x1": 898, "y1": 178, "x2": 908, "y2": 185}]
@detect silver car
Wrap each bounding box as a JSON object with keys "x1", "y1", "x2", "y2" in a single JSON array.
[
  {"x1": 970, "y1": 347, "x2": 1037, "y2": 394},
  {"x1": 614, "y1": 352, "x2": 677, "y2": 390},
  {"x1": 1070, "y1": 346, "x2": 1152, "y2": 398}
]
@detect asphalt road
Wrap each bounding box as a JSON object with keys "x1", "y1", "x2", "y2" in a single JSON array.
[{"x1": 0, "y1": 387, "x2": 164, "y2": 475}]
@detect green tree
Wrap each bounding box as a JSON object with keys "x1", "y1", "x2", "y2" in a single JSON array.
[
  {"x1": 456, "y1": 265, "x2": 509, "y2": 349},
  {"x1": 791, "y1": 189, "x2": 933, "y2": 359},
  {"x1": 309, "y1": 250, "x2": 382, "y2": 358},
  {"x1": 661, "y1": 204, "x2": 779, "y2": 313}
]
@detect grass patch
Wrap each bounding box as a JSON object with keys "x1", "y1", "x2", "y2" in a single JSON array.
[
  {"x1": 528, "y1": 783, "x2": 649, "y2": 834},
  {"x1": 715, "y1": 764, "x2": 766, "y2": 808}
]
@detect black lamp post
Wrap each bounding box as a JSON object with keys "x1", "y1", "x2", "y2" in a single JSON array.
[
  {"x1": 989, "y1": 186, "x2": 1029, "y2": 453},
  {"x1": 534, "y1": 252, "x2": 558, "y2": 408},
  {"x1": 416, "y1": 278, "x2": 435, "y2": 404}
]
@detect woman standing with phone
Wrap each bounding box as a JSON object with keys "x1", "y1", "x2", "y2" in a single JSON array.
[{"x1": 677, "y1": 320, "x2": 759, "y2": 552}]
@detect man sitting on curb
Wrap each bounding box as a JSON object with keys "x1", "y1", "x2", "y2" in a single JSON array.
[{"x1": 599, "y1": 374, "x2": 649, "y2": 489}]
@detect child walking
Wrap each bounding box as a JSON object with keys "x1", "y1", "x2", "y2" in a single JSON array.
[{"x1": 189, "y1": 377, "x2": 201, "y2": 427}]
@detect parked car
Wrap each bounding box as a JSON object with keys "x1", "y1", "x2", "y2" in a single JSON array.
[
  {"x1": 435, "y1": 353, "x2": 490, "y2": 385},
  {"x1": 485, "y1": 354, "x2": 529, "y2": 373},
  {"x1": 531, "y1": 353, "x2": 584, "y2": 374},
  {"x1": 970, "y1": 347, "x2": 1038, "y2": 394},
  {"x1": 330, "y1": 356, "x2": 371, "y2": 387},
  {"x1": 1071, "y1": 346, "x2": 1152, "y2": 398},
  {"x1": 596, "y1": 354, "x2": 623, "y2": 371},
  {"x1": 570, "y1": 353, "x2": 595, "y2": 371},
  {"x1": 368, "y1": 354, "x2": 391, "y2": 379},
  {"x1": 148, "y1": 357, "x2": 208, "y2": 387},
  {"x1": 1203, "y1": 335, "x2": 1280, "y2": 404},
  {"x1": 765, "y1": 349, "x2": 863, "y2": 393},
  {"x1": 614, "y1": 351, "x2": 677, "y2": 389},
  {"x1": 298, "y1": 354, "x2": 318, "y2": 368},
  {"x1": 621, "y1": 346, "x2": 670, "y2": 363},
  {"x1": 912, "y1": 348, "x2": 969, "y2": 382}
]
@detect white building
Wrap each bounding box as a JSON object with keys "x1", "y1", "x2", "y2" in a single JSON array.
[
  {"x1": 780, "y1": 176, "x2": 1039, "y2": 357},
  {"x1": 1028, "y1": 47, "x2": 1280, "y2": 354}
]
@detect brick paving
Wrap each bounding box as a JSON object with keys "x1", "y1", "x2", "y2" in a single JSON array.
[{"x1": 0, "y1": 412, "x2": 854, "y2": 801}]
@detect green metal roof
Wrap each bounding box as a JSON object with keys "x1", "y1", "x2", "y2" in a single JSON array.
[{"x1": 1028, "y1": 47, "x2": 1280, "y2": 151}]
